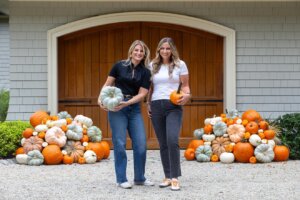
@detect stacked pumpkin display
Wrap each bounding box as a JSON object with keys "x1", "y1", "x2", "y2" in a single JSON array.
[
  {"x1": 184, "y1": 109, "x2": 290, "y2": 164},
  {"x1": 15, "y1": 110, "x2": 110, "y2": 166}
]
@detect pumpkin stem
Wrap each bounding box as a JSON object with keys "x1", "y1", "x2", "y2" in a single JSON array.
[{"x1": 177, "y1": 82, "x2": 182, "y2": 94}]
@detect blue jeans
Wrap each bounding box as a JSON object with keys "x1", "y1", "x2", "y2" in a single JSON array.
[
  {"x1": 150, "y1": 100, "x2": 182, "y2": 178},
  {"x1": 108, "y1": 102, "x2": 147, "y2": 184}
]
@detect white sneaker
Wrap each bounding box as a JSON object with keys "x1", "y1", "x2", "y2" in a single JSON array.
[
  {"x1": 134, "y1": 179, "x2": 155, "y2": 186},
  {"x1": 117, "y1": 181, "x2": 132, "y2": 189},
  {"x1": 170, "y1": 179, "x2": 180, "y2": 191},
  {"x1": 159, "y1": 178, "x2": 171, "y2": 188}
]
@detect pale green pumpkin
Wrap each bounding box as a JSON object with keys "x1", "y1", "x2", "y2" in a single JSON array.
[
  {"x1": 195, "y1": 145, "x2": 212, "y2": 162},
  {"x1": 27, "y1": 150, "x2": 44, "y2": 166},
  {"x1": 193, "y1": 128, "x2": 204, "y2": 139},
  {"x1": 213, "y1": 121, "x2": 227, "y2": 136},
  {"x1": 66, "y1": 124, "x2": 83, "y2": 141},
  {"x1": 99, "y1": 86, "x2": 123, "y2": 111},
  {"x1": 254, "y1": 144, "x2": 274, "y2": 163},
  {"x1": 57, "y1": 111, "x2": 72, "y2": 120},
  {"x1": 87, "y1": 126, "x2": 102, "y2": 142}
]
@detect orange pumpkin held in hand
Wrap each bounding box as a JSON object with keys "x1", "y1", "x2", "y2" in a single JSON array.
[{"x1": 170, "y1": 82, "x2": 183, "y2": 105}]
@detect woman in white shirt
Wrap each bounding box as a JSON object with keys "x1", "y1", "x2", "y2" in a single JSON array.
[{"x1": 147, "y1": 37, "x2": 191, "y2": 191}]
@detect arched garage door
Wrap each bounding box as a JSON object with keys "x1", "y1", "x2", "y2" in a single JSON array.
[{"x1": 58, "y1": 22, "x2": 223, "y2": 149}]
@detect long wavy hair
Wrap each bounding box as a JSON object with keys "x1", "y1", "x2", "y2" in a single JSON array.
[
  {"x1": 123, "y1": 40, "x2": 150, "y2": 67},
  {"x1": 151, "y1": 37, "x2": 180, "y2": 77}
]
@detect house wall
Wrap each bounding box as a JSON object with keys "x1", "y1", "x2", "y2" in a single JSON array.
[
  {"x1": 0, "y1": 18, "x2": 9, "y2": 90},
  {"x1": 7, "y1": 1, "x2": 300, "y2": 120}
]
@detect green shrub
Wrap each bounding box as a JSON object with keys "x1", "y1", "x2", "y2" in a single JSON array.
[
  {"x1": 0, "y1": 89, "x2": 10, "y2": 122},
  {"x1": 0, "y1": 121, "x2": 31, "y2": 158},
  {"x1": 272, "y1": 113, "x2": 300, "y2": 160}
]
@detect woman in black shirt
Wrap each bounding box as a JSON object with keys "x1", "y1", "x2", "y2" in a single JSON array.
[{"x1": 99, "y1": 40, "x2": 153, "y2": 189}]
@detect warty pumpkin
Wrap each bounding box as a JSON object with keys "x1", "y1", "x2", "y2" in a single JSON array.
[
  {"x1": 211, "y1": 137, "x2": 231, "y2": 157},
  {"x1": 63, "y1": 141, "x2": 85, "y2": 163},
  {"x1": 23, "y1": 136, "x2": 44, "y2": 153},
  {"x1": 99, "y1": 86, "x2": 124, "y2": 111}
]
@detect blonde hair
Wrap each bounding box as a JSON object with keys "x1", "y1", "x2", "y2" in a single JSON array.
[
  {"x1": 123, "y1": 40, "x2": 150, "y2": 67},
  {"x1": 151, "y1": 37, "x2": 180, "y2": 77}
]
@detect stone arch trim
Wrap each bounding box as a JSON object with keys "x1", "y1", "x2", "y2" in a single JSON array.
[{"x1": 48, "y1": 12, "x2": 236, "y2": 114}]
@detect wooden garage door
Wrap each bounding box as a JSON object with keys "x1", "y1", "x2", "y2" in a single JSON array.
[{"x1": 58, "y1": 22, "x2": 223, "y2": 149}]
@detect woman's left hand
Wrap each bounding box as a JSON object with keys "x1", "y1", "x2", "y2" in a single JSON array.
[
  {"x1": 112, "y1": 101, "x2": 129, "y2": 111},
  {"x1": 177, "y1": 93, "x2": 191, "y2": 105}
]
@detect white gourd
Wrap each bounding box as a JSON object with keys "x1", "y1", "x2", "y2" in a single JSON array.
[
  {"x1": 99, "y1": 86, "x2": 124, "y2": 111},
  {"x1": 220, "y1": 152, "x2": 235, "y2": 164},
  {"x1": 249, "y1": 134, "x2": 262, "y2": 147},
  {"x1": 16, "y1": 154, "x2": 29, "y2": 165},
  {"x1": 35, "y1": 124, "x2": 48, "y2": 132},
  {"x1": 84, "y1": 150, "x2": 97, "y2": 164}
]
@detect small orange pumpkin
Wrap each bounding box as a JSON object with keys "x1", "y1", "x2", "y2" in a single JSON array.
[
  {"x1": 249, "y1": 156, "x2": 257, "y2": 164},
  {"x1": 273, "y1": 145, "x2": 289, "y2": 161},
  {"x1": 22, "y1": 128, "x2": 34, "y2": 139},
  {"x1": 204, "y1": 124, "x2": 213, "y2": 134},
  {"x1": 63, "y1": 155, "x2": 74, "y2": 165},
  {"x1": 246, "y1": 121, "x2": 259, "y2": 134},
  {"x1": 184, "y1": 148, "x2": 195, "y2": 161},
  {"x1": 78, "y1": 157, "x2": 86, "y2": 164},
  {"x1": 80, "y1": 135, "x2": 89, "y2": 143},
  {"x1": 187, "y1": 139, "x2": 204, "y2": 151},
  {"x1": 263, "y1": 130, "x2": 275, "y2": 140},
  {"x1": 15, "y1": 147, "x2": 25, "y2": 155},
  {"x1": 211, "y1": 154, "x2": 219, "y2": 162},
  {"x1": 170, "y1": 82, "x2": 183, "y2": 105},
  {"x1": 38, "y1": 131, "x2": 46, "y2": 139},
  {"x1": 259, "y1": 120, "x2": 269, "y2": 130}
]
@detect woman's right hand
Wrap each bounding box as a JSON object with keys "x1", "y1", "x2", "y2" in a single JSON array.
[{"x1": 147, "y1": 103, "x2": 152, "y2": 118}]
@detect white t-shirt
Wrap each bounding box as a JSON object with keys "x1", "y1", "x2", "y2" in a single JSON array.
[{"x1": 149, "y1": 60, "x2": 189, "y2": 101}]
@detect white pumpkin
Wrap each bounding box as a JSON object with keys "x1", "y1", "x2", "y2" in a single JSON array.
[
  {"x1": 220, "y1": 152, "x2": 235, "y2": 164},
  {"x1": 16, "y1": 154, "x2": 28, "y2": 165},
  {"x1": 202, "y1": 134, "x2": 216, "y2": 142},
  {"x1": 74, "y1": 115, "x2": 93, "y2": 127},
  {"x1": 45, "y1": 126, "x2": 67, "y2": 147},
  {"x1": 84, "y1": 150, "x2": 97, "y2": 164},
  {"x1": 204, "y1": 118, "x2": 211, "y2": 125},
  {"x1": 254, "y1": 144, "x2": 274, "y2": 163},
  {"x1": 46, "y1": 119, "x2": 67, "y2": 128},
  {"x1": 268, "y1": 140, "x2": 276, "y2": 149},
  {"x1": 203, "y1": 141, "x2": 211, "y2": 146},
  {"x1": 249, "y1": 134, "x2": 262, "y2": 147},
  {"x1": 35, "y1": 124, "x2": 48, "y2": 132}
]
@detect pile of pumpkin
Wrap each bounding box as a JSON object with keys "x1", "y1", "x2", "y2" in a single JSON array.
[
  {"x1": 184, "y1": 109, "x2": 290, "y2": 164},
  {"x1": 15, "y1": 110, "x2": 110, "y2": 165}
]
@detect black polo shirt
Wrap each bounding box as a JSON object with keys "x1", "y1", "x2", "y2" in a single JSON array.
[{"x1": 109, "y1": 60, "x2": 151, "y2": 96}]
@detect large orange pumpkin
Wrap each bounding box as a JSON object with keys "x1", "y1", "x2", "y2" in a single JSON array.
[
  {"x1": 184, "y1": 148, "x2": 195, "y2": 161},
  {"x1": 100, "y1": 141, "x2": 110, "y2": 159},
  {"x1": 187, "y1": 139, "x2": 204, "y2": 151},
  {"x1": 42, "y1": 145, "x2": 63, "y2": 165},
  {"x1": 85, "y1": 142, "x2": 104, "y2": 161},
  {"x1": 29, "y1": 110, "x2": 50, "y2": 127},
  {"x1": 273, "y1": 145, "x2": 289, "y2": 161},
  {"x1": 233, "y1": 142, "x2": 254, "y2": 163},
  {"x1": 241, "y1": 109, "x2": 261, "y2": 122}
]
